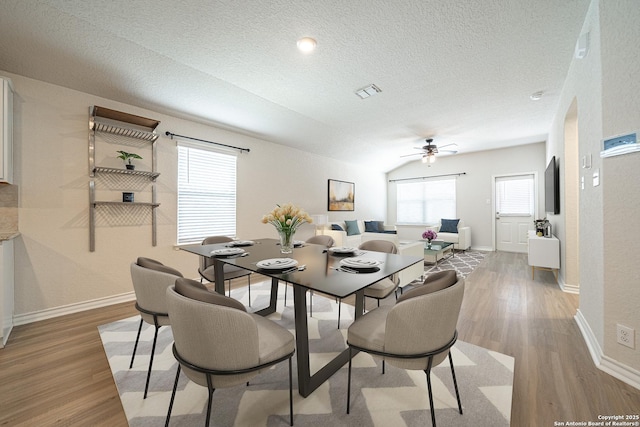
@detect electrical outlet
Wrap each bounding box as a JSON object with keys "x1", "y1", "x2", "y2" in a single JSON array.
[{"x1": 617, "y1": 324, "x2": 635, "y2": 349}]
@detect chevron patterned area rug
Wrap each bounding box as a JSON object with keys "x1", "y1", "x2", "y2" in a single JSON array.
[{"x1": 100, "y1": 277, "x2": 511, "y2": 427}]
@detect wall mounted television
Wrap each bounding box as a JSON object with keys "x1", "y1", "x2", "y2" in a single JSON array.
[{"x1": 545, "y1": 156, "x2": 560, "y2": 214}]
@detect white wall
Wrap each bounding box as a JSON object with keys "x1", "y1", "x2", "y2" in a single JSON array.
[
  {"x1": 599, "y1": 0, "x2": 640, "y2": 373},
  {"x1": 4, "y1": 71, "x2": 386, "y2": 319},
  {"x1": 387, "y1": 143, "x2": 546, "y2": 250},
  {"x1": 549, "y1": 0, "x2": 604, "y2": 346},
  {"x1": 548, "y1": 0, "x2": 640, "y2": 382}
]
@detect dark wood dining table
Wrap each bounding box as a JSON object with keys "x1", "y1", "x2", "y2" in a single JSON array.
[{"x1": 180, "y1": 238, "x2": 423, "y2": 397}]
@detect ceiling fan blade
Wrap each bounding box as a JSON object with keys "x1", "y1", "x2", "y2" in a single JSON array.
[
  {"x1": 437, "y1": 143, "x2": 458, "y2": 154},
  {"x1": 438, "y1": 143, "x2": 457, "y2": 149},
  {"x1": 400, "y1": 152, "x2": 424, "y2": 157}
]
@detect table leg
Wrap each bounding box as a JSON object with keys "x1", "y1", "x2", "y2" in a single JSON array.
[
  {"x1": 253, "y1": 278, "x2": 279, "y2": 317},
  {"x1": 214, "y1": 259, "x2": 278, "y2": 315},
  {"x1": 213, "y1": 259, "x2": 226, "y2": 295},
  {"x1": 293, "y1": 286, "x2": 365, "y2": 397}
]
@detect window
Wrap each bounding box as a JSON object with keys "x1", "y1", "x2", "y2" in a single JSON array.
[
  {"x1": 495, "y1": 175, "x2": 534, "y2": 216},
  {"x1": 177, "y1": 142, "x2": 237, "y2": 244},
  {"x1": 396, "y1": 178, "x2": 456, "y2": 224}
]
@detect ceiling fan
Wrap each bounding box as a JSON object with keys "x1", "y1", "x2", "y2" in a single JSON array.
[{"x1": 401, "y1": 138, "x2": 458, "y2": 165}]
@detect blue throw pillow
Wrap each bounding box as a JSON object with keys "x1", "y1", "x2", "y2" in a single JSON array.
[
  {"x1": 364, "y1": 221, "x2": 379, "y2": 232},
  {"x1": 345, "y1": 220, "x2": 361, "y2": 236},
  {"x1": 374, "y1": 221, "x2": 385, "y2": 231},
  {"x1": 440, "y1": 219, "x2": 460, "y2": 233},
  {"x1": 331, "y1": 224, "x2": 344, "y2": 231}
]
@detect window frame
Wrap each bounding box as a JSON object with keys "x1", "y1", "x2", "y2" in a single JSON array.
[
  {"x1": 176, "y1": 140, "x2": 238, "y2": 245},
  {"x1": 395, "y1": 178, "x2": 457, "y2": 225}
]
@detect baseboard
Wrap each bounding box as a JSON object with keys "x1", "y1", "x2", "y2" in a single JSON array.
[
  {"x1": 558, "y1": 274, "x2": 580, "y2": 294},
  {"x1": 600, "y1": 355, "x2": 640, "y2": 390},
  {"x1": 560, "y1": 283, "x2": 580, "y2": 294},
  {"x1": 471, "y1": 245, "x2": 493, "y2": 252},
  {"x1": 575, "y1": 309, "x2": 602, "y2": 366},
  {"x1": 575, "y1": 309, "x2": 640, "y2": 390},
  {"x1": 13, "y1": 291, "x2": 136, "y2": 326}
]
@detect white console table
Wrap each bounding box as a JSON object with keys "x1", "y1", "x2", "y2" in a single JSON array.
[{"x1": 527, "y1": 230, "x2": 559, "y2": 281}]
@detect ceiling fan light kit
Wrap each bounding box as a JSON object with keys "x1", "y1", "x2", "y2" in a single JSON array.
[
  {"x1": 421, "y1": 154, "x2": 436, "y2": 164},
  {"x1": 401, "y1": 138, "x2": 457, "y2": 163}
]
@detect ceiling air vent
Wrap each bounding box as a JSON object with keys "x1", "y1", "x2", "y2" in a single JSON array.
[{"x1": 355, "y1": 84, "x2": 382, "y2": 99}]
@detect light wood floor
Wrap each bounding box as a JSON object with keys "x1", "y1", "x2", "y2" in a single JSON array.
[{"x1": 1, "y1": 251, "x2": 639, "y2": 426}]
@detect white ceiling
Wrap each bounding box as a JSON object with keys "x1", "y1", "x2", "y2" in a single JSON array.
[{"x1": 0, "y1": 0, "x2": 590, "y2": 172}]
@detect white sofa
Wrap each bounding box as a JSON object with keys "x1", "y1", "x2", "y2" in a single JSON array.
[
  {"x1": 425, "y1": 220, "x2": 471, "y2": 250},
  {"x1": 324, "y1": 220, "x2": 398, "y2": 247}
]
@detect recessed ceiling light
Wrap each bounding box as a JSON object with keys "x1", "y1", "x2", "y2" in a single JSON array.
[
  {"x1": 297, "y1": 37, "x2": 317, "y2": 53},
  {"x1": 530, "y1": 91, "x2": 544, "y2": 101}
]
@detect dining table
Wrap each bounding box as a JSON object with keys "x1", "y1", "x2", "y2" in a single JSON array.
[{"x1": 180, "y1": 238, "x2": 423, "y2": 397}]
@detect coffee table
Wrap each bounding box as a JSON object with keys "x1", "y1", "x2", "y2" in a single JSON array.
[{"x1": 423, "y1": 241, "x2": 454, "y2": 264}]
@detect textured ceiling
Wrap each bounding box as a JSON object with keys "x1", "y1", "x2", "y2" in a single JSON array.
[{"x1": 0, "y1": 0, "x2": 590, "y2": 171}]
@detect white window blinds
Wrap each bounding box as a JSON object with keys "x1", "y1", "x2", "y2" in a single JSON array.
[
  {"x1": 396, "y1": 178, "x2": 456, "y2": 224},
  {"x1": 177, "y1": 142, "x2": 237, "y2": 244},
  {"x1": 495, "y1": 175, "x2": 534, "y2": 216}
]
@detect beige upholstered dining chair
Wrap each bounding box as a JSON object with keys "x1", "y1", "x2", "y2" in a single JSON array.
[
  {"x1": 333, "y1": 240, "x2": 400, "y2": 329},
  {"x1": 346, "y1": 272, "x2": 465, "y2": 427},
  {"x1": 358, "y1": 240, "x2": 400, "y2": 305},
  {"x1": 306, "y1": 234, "x2": 335, "y2": 247},
  {"x1": 130, "y1": 257, "x2": 183, "y2": 399},
  {"x1": 165, "y1": 278, "x2": 296, "y2": 427},
  {"x1": 198, "y1": 235, "x2": 252, "y2": 305}
]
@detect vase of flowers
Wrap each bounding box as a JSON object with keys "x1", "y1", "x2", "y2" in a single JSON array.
[
  {"x1": 422, "y1": 229, "x2": 437, "y2": 249},
  {"x1": 262, "y1": 203, "x2": 312, "y2": 253}
]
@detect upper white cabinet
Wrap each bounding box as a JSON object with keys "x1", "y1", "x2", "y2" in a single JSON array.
[{"x1": 0, "y1": 77, "x2": 14, "y2": 184}]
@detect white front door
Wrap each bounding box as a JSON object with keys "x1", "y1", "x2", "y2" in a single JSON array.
[{"x1": 495, "y1": 174, "x2": 536, "y2": 253}]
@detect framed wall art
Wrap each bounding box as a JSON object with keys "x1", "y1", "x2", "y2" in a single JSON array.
[{"x1": 328, "y1": 179, "x2": 355, "y2": 211}]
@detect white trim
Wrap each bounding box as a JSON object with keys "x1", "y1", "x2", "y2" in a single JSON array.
[
  {"x1": 575, "y1": 309, "x2": 640, "y2": 390},
  {"x1": 600, "y1": 355, "x2": 640, "y2": 390},
  {"x1": 575, "y1": 309, "x2": 602, "y2": 366},
  {"x1": 1, "y1": 325, "x2": 13, "y2": 348},
  {"x1": 471, "y1": 245, "x2": 493, "y2": 252},
  {"x1": 491, "y1": 172, "x2": 539, "y2": 252},
  {"x1": 13, "y1": 292, "x2": 135, "y2": 326},
  {"x1": 558, "y1": 274, "x2": 580, "y2": 294}
]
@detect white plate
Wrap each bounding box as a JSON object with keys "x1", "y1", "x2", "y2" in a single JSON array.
[
  {"x1": 210, "y1": 247, "x2": 245, "y2": 257},
  {"x1": 229, "y1": 240, "x2": 255, "y2": 247},
  {"x1": 256, "y1": 258, "x2": 298, "y2": 270},
  {"x1": 329, "y1": 247, "x2": 356, "y2": 254},
  {"x1": 340, "y1": 258, "x2": 381, "y2": 268}
]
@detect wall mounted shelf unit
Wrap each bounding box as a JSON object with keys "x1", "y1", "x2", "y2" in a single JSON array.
[{"x1": 89, "y1": 106, "x2": 161, "y2": 252}]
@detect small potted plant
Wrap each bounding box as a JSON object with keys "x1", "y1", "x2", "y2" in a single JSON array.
[{"x1": 116, "y1": 150, "x2": 143, "y2": 170}]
